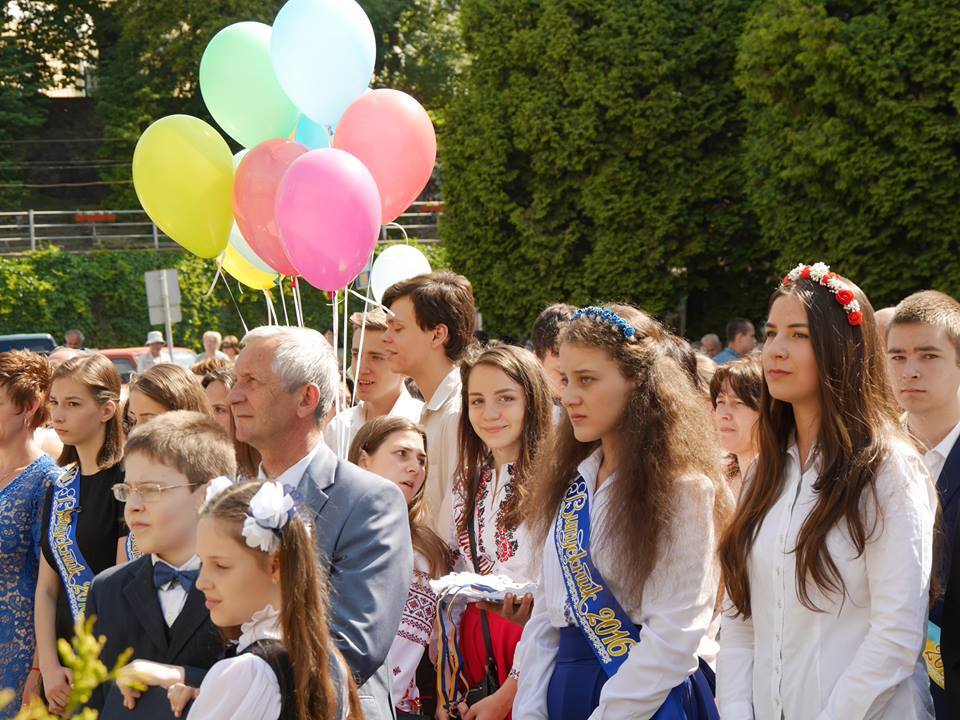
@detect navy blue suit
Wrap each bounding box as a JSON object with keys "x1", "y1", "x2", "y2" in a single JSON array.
[{"x1": 932, "y1": 436, "x2": 960, "y2": 718}]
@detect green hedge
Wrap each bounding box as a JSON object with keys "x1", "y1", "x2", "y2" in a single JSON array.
[{"x1": 0, "y1": 243, "x2": 447, "y2": 350}]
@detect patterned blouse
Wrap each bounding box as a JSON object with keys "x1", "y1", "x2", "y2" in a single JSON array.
[{"x1": 388, "y1": 552, "x2": 439, "y2": 714}]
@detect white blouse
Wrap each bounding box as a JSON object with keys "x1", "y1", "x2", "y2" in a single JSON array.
[
  {"x1": 187, "y1": 605, "x2": 283, "y2": 720},
  {"x1": 388, "y1": 551, "x2": 439, "y2": 713},
  {"x1": 717, "y1": 440, "x2": 937, "y2": 720},
  {"x1": 513, "y1": 449, "x2": 720, "y2": 720}
]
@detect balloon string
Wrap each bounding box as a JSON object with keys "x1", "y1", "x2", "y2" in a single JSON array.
[
  {"x1": 219, "y1": 272, "x2": 248, "y2": 335},
  {"x1": 351, "y1": 277, "x2": 373, "y2": 409},
  {"x1": 332, "y1": 291, "x2": 342, "y2": 456},
  {"x1": 206, "y1": 251, "x2": 227, "y2": 297},
  {"x1": 264, "y1": 290, "x2": 279, "y2": 326},
  {"x1": 279, "y1": 277, "x2": 291, "y2": 326},
  {"x1": 385, "y1": 222, "x2": 410, "y2": 243},
  {"x1": 345, "y1": 287, "x2": 393, "y2": 315},
  {"x1": 340, "y1": 285, "x2": 350, "y2": 455},
  {"x1": 292, "y1": 279, "x2": 305, "y2": 328}
]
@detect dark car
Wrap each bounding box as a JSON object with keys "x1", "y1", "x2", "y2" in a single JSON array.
[{"x1": 0, "y1": 333, "x2": 57, "y2": 354}]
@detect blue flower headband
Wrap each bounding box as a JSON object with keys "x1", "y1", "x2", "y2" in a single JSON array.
[{"x1": 571, "y1": 306, "x2": 637, "y2": 339}]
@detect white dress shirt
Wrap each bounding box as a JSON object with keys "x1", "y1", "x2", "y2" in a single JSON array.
[
  {"x1": 151, "y1": 554, "x2": 201, "y2": 627},
  {"x1": 922, "y1": 420, "x2": 960, "y2": 483},
  {"x1": 420, "y1": 367, "x2": 463, "y2": 534},
  {"x1": 136, "y1": 349, "x2": 173, "y2": 373},
  {"x1": 513, "y1": 449, "x2": 720, "y2": 720},
  {"x1": 717, "y1": 439, "x2": 937, "y2": 720},
  {"x1": 323, "y1": 383, "x2": 425, "y2": 458},
  {"x1": 258, "y1": 441, "x2": 324, "y2": 488}
]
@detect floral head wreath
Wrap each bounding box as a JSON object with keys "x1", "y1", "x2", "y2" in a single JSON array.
[
  {"x1": 571, "y1": 306, "x2": 637, "y2": 340},
  {"x1": 781, "y1": 262, "x2": 863, "y2": 327},
  {"x1": 203, "y1": 477, "x2": 297, "y2": 554}
]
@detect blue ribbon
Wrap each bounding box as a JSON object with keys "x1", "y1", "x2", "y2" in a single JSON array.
[
  {"x1": 553, "y1": 476, "x2": 640, "y2": 677},
  {"x1": 48, "y1": 467, "x2": 96, "y2": 622},
  {"x1": 126, "y1": 532, "x2": 142, "y2": 561}
]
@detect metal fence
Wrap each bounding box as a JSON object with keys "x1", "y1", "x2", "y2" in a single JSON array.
[{"x1": 0, "y1": 201, "x2": 443, "y2": 254}]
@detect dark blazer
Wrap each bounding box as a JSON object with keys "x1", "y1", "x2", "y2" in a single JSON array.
[
  {"x1": 85, "y1": 556, "x2": 224, "y2": 716},
  {"x1": 933, "y1": 436, "x2": 960, "y2": 719},
  {"x1": 297, "y1": 443, "x2": 414, "y2": 720}
]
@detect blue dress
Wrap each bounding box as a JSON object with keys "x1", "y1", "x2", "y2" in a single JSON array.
[{"x1": 0, "y1": 454, "x2": 61, "y2": 716}]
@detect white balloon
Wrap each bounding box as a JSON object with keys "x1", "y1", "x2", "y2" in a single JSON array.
[{"x1": 370, "y1": 244, "x2": 432, "y2": 303}]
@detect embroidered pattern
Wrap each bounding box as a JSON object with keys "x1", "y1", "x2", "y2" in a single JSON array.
[
  {"x1": 397, "y1": 569, "x2": 437, "y2": 646},
  {"x1": 453, "y1": 464, "x2": 519, "y2": 574}
]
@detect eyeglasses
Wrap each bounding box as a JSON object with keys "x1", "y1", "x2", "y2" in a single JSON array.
[{"x1": 111, "y1": 482, "x2": 196, "y2": 503}]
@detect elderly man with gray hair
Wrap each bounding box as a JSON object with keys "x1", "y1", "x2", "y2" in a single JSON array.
[{"x1": 228, "y1": 326, "x2": 413, "y2": 719}]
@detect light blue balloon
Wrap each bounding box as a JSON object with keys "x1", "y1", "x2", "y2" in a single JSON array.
[
  {"x1": 229, "y1": 222, "x2": 276, "y2": 274},
  {"x1": 294, "y1": 116, "x2": 332, "y2": 149},
  {"x1": 272, "y1": 0, "x2": 376, "y2": 128}
]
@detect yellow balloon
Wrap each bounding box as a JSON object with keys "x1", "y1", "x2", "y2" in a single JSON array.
[
  {"x1": 222, "y1": 243, "x2": 278, "y2": 289},
  {"x1": 133, "y1": 115, "x2": 234, "y2": 258}
]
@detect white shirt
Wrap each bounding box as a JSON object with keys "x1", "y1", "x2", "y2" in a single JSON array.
[
  {"x1": 258, "y1": 441, "x2": 324, "y2": 489},
  {"x1": 151, "y1": 554, "x2": 201, "y2": 627},
  {"x1": 513, "y1": 449, "x2": 720, "y2": 720},
  {"x1": 323, "y1": 383, "x2": 424, "y2": 458},
  {"x1": 136, "y1": 350, "x2": 173, "y2": 373},
  {"x1": 922, "y1": 420, "x2": 960, "y2": 484},
  {"x1": 717, "y1": 439, "x2": 937, "y2": 720},
  {"x1": 420, "y1": 367, "x2": 462, "y2": 534}
]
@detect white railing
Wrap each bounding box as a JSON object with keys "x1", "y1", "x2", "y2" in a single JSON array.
[{"x1": 0, "y1": 200, "x2": 443, "y2": 254}]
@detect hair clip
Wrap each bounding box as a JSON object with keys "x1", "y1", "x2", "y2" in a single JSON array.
[
  {"x1": 242, "y1": 481, "x2": 295, "y2": 554},
  {"x1": 572, "y1": 306, "x2": 637, "y2": 339},
  {"x1": 781, "y1": 263, "x2": 863, "y2": 327}
]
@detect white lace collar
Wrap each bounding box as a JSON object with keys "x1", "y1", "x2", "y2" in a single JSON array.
[{"x1": 237, "y1": 604, "x2": 282, "y2": 652}]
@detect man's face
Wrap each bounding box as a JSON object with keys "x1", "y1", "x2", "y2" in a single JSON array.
[
  {"x1": 887, "y1": 323, "x2": 960, "y2": 417},
  {"x1": 65, "y1": 334, "x2": 82, "y2": 349},
  {"x1": 702, "y1": 337, "x2": 722, "y2": 358},
  {"x1": 539, "y1": 350, "x2": 564, "y2": 400},
  {"x1": 148, "y1": 342, "x2": 164, "y2": 358},
  {"x1": 228, "y1": 339, "x2": 304, "y2": 450},
  {"x1": 382, "y1": 296, "x2": 436, "y2": 376},
  {"x1": 733, "y1": 324, "x2": 757, "y2": 355},
  {"x1": 203, "y1": 335, "x2": 220, "y2": 354},
  {"x1": 352, "y1": 329, "x2": 404, "y2": 404}
]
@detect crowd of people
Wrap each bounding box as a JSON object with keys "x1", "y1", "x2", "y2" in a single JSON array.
[{"x1": 0, "y1": 262, "x2": 957, "y2": 720}]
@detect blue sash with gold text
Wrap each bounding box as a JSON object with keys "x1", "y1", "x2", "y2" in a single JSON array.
[
  {"x1": 48, "y1": 466, "x2": 95, "y2": 622},
  {"x1": 554, "y1": 476, "x2": 640, "y2": 677}
]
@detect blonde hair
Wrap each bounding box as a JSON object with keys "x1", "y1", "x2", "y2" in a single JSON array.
[{"x1": 130, "y1": 364, "x2": 213, "y2": 416}]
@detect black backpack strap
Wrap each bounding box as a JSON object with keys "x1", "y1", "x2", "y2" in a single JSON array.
[{"x1": 467, "y1": 502, "x2": 500, "y2": 688}]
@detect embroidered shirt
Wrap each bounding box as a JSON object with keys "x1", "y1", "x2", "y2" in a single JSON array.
[{"x1": 388, "y1": 552, "x2": 439, "y2": 714}]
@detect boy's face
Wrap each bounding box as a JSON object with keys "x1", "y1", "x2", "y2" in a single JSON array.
[
  {"x1": 352, "y1": 328, "x2": 404, "y2": 404},
  {"x1": 887, "y1": 323, "x2": 960, "y2": 417},
  {"x1": 382, "y1": 296, "x2": 440, "y2": 376},
  {"x1": 123, "y1": 452, "x2": 204, "y2": 560}
]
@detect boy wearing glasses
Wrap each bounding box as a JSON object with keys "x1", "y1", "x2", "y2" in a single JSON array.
[{"x1": 85, "y1": 411, "x2": 235, "y2": 716}]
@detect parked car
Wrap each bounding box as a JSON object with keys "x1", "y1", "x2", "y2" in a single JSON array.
[
  {"x1": 0, "y1": 333, "x2": 57, "y2": 354},
  {"x1": 100, "y1": 347, "x2": 198, "y2": 383}
]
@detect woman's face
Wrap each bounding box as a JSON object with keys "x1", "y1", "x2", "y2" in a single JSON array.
[
  {"x1": 359, "y1": 429, "x2": 427, "y2": 505},
  {"x1": 762, "y1": 294, "x2": 820, "y2": 409},
  {"x1": 49, "y1": 377, "x2": 114, "y2": 447},
  {"x1": 0, "y1": 386, "x2": 33, "y2": 444},
  {"x1": 713, "y1": 381, "x2": 760, "y2": 457},
  {"x1": 204, "y1": 380, "x2": 233, "y2": 433},
  {"x1": 559, "y1": 342, "x2": 631, "y2": 444},
  {"x1": 467, "y1": 364, "x2": 526, "y2": 462},
  {"x1": 127, "y1": 389, "x2": 168, "y2": 429},
  {"x1": 195, "y1": 517, "x2": 281, "y2": 629}
]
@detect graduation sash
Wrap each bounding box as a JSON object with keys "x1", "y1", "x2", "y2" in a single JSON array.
[
  {"x1": 554, "y1": 476, "x2": 640, "y2": 676},
  {"x1": 48, "y1": 466, "x2": 95, "y2": 622},
  {"x1": 125, "y1": 532, "x2": 142, "y2": 561}
]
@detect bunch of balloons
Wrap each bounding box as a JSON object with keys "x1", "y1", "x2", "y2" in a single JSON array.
[{"x1": 131, "y1": 0, "x2": 437, "y2": 292}]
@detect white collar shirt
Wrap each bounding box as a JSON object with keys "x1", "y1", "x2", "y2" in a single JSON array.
[
  {"x1": 419, "y1": 367, "x2": 463, "y2": 534},
  {"x1": 323, "y1": 383, "x2": 424, "y2": 458},
  {"x1": 922, "y1": 420, "x2": 960, "y2": 485},
  {"x1": 151, "y1": 554, "x2": 201, "y2": 627},
  {"x1": 258, "y1": 440, "x2": 324, "y2": 489}
]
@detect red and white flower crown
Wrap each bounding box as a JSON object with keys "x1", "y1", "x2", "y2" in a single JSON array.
[{"x1": 781, "y1": 262, "x2": 863, "y2": 327}]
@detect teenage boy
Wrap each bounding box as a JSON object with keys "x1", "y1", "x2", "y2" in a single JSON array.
[
  {"x1": 324, "y1": 309, "x2": 424, "y2": 456},
  {"x1": 382, "y1": 271, "x2": 476, "y2": 532},
  {"x1": 530, "y1": 303, "x2": 576, "y2": 401},
  {"x1": 886, "y1": 290, "x2": 960, "y2": 719},
  {"x1": 85, "y1": 411, "x2": 237, "y2": 717}
]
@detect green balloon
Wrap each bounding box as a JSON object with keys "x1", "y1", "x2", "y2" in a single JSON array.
[{"x1": 200, "y1": 22, "x2": 299, "y2": 148}]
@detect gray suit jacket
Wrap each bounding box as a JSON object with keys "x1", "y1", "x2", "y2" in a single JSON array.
[{"x1": 297, "y1": 442, "x2": 414, "y2": 720}]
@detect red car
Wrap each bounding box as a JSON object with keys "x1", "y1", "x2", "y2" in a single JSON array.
[{"x1": 99, "y1": 347, "x2": 198, "y2": 383}]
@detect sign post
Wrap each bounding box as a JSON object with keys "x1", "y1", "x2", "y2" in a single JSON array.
[{"x1": 144, "y1": 269, "x2": 181, "y2": 356}]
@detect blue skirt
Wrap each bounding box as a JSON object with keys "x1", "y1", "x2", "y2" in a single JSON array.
[{"x1": 546, "y1": 626, "x2": 719, "y2": 720}]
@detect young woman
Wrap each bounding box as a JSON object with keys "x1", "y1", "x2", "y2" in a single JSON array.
[
  {"x1": 709, "y1": 355, "x2": 762, "y2": 498},
  {"x1": 513, "y1": 305, "x2": 732, "y2": 720},
  {"x1": 36, "y1": 354, "x2": 126, "y2": 716},
  {"x1": 128, "y1": 363, "x2": 212, "y2": 429},
  {"x1": 349, "y1": 416, "x2": 450, "y2": 719},
  {"x1": 717, "y1": 263, "x2": 937, "y2": 719},
  {"x1": 0, "y1": 352, "x2": 63, "y2": 715},
  {"x1": 443, "y1": 344, "x2": 552, "y2": 720},
  {"x1": 165, "y1": 481, "x2": 360, "y2": 720},
  {"x1": 200, "y1": 366, "x2": 261, "y2": 480}
]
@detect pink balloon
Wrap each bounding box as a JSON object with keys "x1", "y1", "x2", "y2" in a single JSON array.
[
  {"x1": 332, "y1": 89, "x2": 436, "y2": 224},
  {"x1": 276, "y1": 148, "x2": 381, "y2": 291},
  {"x1": 233, "y1": 139, "x2": 308, "y2": 276}
]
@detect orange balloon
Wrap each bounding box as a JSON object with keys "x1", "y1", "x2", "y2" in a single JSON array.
[{"x1": 333, "y1": 89, "x2": 436, "y2": 224}]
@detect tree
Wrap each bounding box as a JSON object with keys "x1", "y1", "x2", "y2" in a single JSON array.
[
  {"x1": 737, "y1": 0, "x2": 960, "y2": 308},
  {"x1": 441, "y1": 0, "x2": 764, "y2": 339}
]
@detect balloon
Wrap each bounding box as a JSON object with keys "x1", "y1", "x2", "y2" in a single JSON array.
[
  {"x1": 222, "y1": 243, "x2": 278, "y2": 290},
  {"x1": 233, "y1": 139, "x2": 309, "y2": 276},
  {"x1": 276, "y1": 148, "x2": 381, "y2": 291},
  {"x1": 200, "y1": 22, "x2": 299, "y2": 148},
  {"x1": 132, "y1": 115, "x2": 233, "y2": 258},
  {"x1": 333, "y1": 89, "x2": 436, "y2": 224},
  {"x1": 369, "y1": 244, "x2": 432, "y2": 302},
  {"x1": 271, "y1": 0, "x2": 376, "y2": 127},
  {"x1": 229, "y1": 222, "x2": 276, "y2": 274},
  {"x1": 294, "y1": 116, "x2": 332, "y2": 149}
]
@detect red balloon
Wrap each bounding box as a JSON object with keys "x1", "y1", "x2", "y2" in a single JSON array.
[
  {"x1": 233, "y1": 139, "x2": 308, "y2": 276},
  {"x1": 333, "y1": 89, "x2": 436, "y2": 224}
]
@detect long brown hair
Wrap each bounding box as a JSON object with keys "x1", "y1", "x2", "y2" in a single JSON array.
[
  {"x1": 719, "y1": 276, "x2": 904, "y2": 616},
  {"x1": 130, "y1": 363, "x2": 213, "y2": 416},
  {"x1": 456, "y1": 344, "x2": 553, "y2": 538},
  {"x1": 52, "y1": 354, "x2": 124, "y2": 469},
  {"x1": 528, "y1": 305, "x2": 732, "y2": 609},
  {"x1": 348, "y1": 416, "x2": 450, "y2": 579},
  {"x1": 200, "y1": 482, "x2": 361, "y2": 720},
  {"x1": 200, "y1": 367, "x2": 261, "y2": 479}
]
